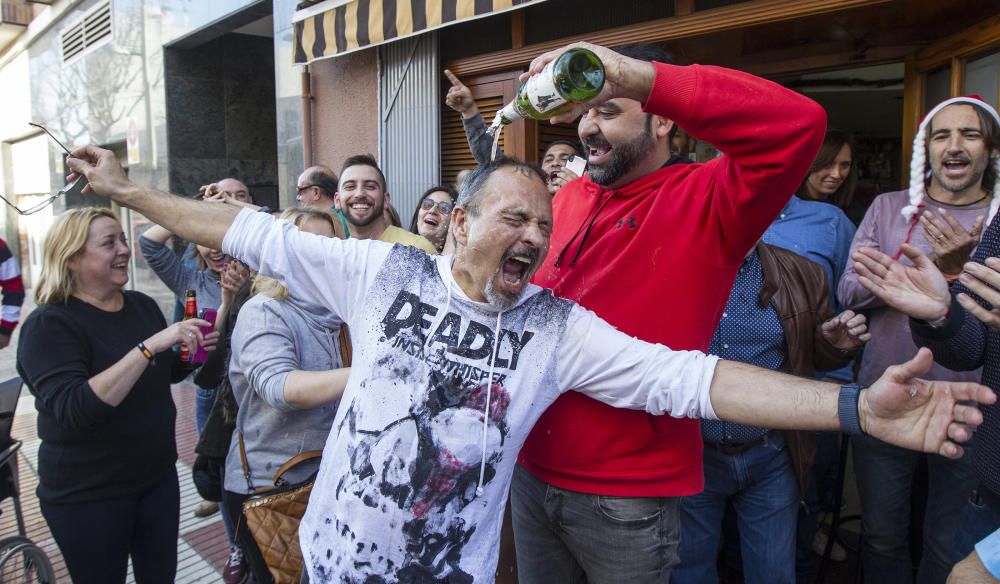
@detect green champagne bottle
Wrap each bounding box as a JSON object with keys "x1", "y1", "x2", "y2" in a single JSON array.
[{"x1": 489, "y1": 48, "x2": 605, "y2": 131}]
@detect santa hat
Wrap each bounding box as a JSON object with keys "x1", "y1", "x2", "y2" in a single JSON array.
[{"x1": 902, "y1": 95, "x2": 1000, "y2": 225}]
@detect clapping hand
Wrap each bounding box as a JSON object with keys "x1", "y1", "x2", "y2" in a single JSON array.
[
  {"x1": 955, "y1": 258, "x2": 1000, "y2": 332},
  {"x1": 820, "y1": 310, "x2": 871, "y2": 351},
  {"x1": 922, "y1": 209, "x2": 984, "y2": 277},
  {"x1": 853, "y1": 244, "x2": 951, "y2": 321},
  {"x1": 219, "y1": 261, "x2": 252, "y2": 306}
]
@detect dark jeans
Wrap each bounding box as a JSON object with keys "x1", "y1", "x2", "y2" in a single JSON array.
[
  {"x1": 853, "y1": 434, "x2": 976, "y2": 584},
  {"x1": 223, "y1": 489, "x2": 276, "y2": 584},
  {"x1": 207, "y1": 458, "x2": 238, "y2": 546},
  {"x1": 195, "y1": 385, "x2": 215, "y2": 435},
  {"x1": 796, "y1": 431, "x2": 841, "y2": 583},
  {"x1": 40, "y1": 470, "x2": 179, "y2": 584},
  {"x1": 951, "y1": 487, "x2": 1000, "y2": 564},
  {"x1": 674, "y1": 433, "x2": 798, "y2": 584},
  {"x1": 510, "y1": 463, "x2": 681, "y2": 584}
]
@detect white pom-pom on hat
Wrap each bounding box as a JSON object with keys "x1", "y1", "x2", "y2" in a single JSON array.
[{"x1": 903, "y1": 95, "x2": 1000, "y2": 224}]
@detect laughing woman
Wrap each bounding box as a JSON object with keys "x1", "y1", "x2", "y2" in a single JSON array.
[
  {"x1": 17, "y1": 208, "x2": 216, "y2": 583},
  {"x1": 409, "y1": 185, "x2": 458, "y2": 253}
]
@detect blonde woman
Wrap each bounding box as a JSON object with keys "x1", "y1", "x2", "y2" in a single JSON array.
[
  {"x1": 222, "y1": 208, "x2": 349, "y2": 582},
  {"x1": 16, "y1": 207, "x2": 217, "y2": 584}
]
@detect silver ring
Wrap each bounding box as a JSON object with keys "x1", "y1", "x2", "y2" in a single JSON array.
[{"x1": 908, "y1": 385, "x2": 918, "y2": 398}]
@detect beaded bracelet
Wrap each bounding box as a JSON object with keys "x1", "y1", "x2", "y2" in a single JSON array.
[{"x1": 137, "y1": 342, "x2": 154, "y2": 361}]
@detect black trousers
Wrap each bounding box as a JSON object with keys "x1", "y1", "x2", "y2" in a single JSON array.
[
  {"x1": 40, "y1": 470, "x2": 179, "y2": 584},
  {"x1": 223, "y1": 489, "x2": 275, "y2": 584}
]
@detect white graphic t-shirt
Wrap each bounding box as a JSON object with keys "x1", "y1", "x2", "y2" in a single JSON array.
[{"x1": 223, "y1": 209, "x2": 719, "y2": 582}]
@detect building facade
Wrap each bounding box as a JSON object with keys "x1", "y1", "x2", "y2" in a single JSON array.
[{"x1": 0, "y1": 0, "x2": 306, "y2": 312}]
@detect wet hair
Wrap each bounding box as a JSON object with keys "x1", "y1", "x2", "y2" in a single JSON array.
[
  {"x1": 340, "y1": 153, "x2": 387, "y2": 192},
  {"x1": 798, "y1": 129, "x2": 858, "y2": 208},
  {"x1": 303, "y1": 165, "x2": 339, "y2": 198},
  {"x1": 543, "y1": 139, "x2": 583, "y2": 158},
  {"x1": 457, "y1": 158, "x2": 547, "y2": 217},
  {"x1": 409, "y1": 185, "x2": 459, "y2": 234}
]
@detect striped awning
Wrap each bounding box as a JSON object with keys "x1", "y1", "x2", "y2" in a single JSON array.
[{"x1": 292, "y1": 0, "x2": 548, "y2": 64}]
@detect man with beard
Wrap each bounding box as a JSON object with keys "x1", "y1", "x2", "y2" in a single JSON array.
[
  {"x1": 837, "y1": 95, "x2": 1000, "y2": 583},
  {"x1": 62, "y1": 43, "x2": 992, "y2": 583},
  {"x1": 511, "y1": 42, "x2": 826, "y2": 583},
  {"x1": 336, "y1": 153, "x2": 437, "y2": 253}
]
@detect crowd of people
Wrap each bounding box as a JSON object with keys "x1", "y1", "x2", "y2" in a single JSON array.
[{"x1": 7, "y1": 40, "x2": 1000, "y2": 584}]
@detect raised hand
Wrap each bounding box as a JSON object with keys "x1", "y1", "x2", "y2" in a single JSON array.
[
  {"x1": 860, "y1": 348, "x2": 995, "y2": 459},
  {"x1": 922, "y1": 208, "x2": 984, "y2": 276},
  {"x1": 444, "y1": 69, "x2": 479, "y2": 119},
  {"x1": 853, "y1": 244, "x2": 950, "y2": 321},
  {"x1": 956, "y1": 257, "x2": 1000, "y2": 331},
  {"x1": 199, "y1": 183, "x2": 222, "y2": 200},
  {"x1": 220, "y1": 261, "x2": 252, "y2": 306},
  {"x1": 820, "y1": 310, "x2": 871, "y2": 351},
  {"x1": 65, "y1": 145, "x2": 131, "y2": 200},
  {"x1": 520, "y1": 42, "x2": 655, "y2": 124},
  {"x1": 547, "y1": 168, "x2": 579, "y2": 193}
]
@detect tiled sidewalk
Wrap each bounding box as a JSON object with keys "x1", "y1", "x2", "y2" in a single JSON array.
[{"x1": 0, "y1": 381, "x2": 229, "y2": 582}]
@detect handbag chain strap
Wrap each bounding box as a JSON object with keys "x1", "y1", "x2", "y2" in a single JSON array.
[{"x1": 238, "y1": 430, "x2": 256, "y2": 493}]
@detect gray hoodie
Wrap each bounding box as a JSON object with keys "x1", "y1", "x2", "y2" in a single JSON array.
[
  {"x1": 223, "y1": 293, "x2": 343, "y2": 493},
  {"x1": 139, "y1": 236, "x2": 222, "y2": 310}
]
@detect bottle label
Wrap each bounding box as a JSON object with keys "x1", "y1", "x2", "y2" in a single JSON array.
[
  {"x1": 496, "y1": 104, "x2": 520, "y2": 125},
  {"x1": 525, "y1": 60, "x2": 566, "y2": 114}
]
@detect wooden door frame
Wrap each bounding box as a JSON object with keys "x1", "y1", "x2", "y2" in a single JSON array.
[
  {"x1": 901, "y1": 12, "x2": 1000, "y2": 174},
  {"x1": 471, "y1": 71, "x2": 530, "y2": 160},
  {"x1": 444, "y1": 0, "x2": 890, "y2": 77}
]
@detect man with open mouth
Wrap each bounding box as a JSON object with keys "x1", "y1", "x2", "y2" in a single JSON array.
[
  {"x1": 837, "y1": 95, "x2": 1000, "y2": 583},
  {"x1": 514, "y1": 41, "x2": 826, "y2": 584},
  {"x1": 65, "y1": 43, "x2": 992, "y2": 584},
  {"x1": 334, "y1": 153, "x2": 438, "y2": 254}
]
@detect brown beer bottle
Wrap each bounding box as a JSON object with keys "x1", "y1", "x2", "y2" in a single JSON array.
[{"x1": 179, "y1": 290, "x2": 197, "y2": 365}]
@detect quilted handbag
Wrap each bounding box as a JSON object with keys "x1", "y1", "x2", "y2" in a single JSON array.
[
  {"x1": 240, "y1": 448, "x2": 321, "y2": 584},
  {"x1": 238, "y1": 325, "x2": 352, "y2": 583}
]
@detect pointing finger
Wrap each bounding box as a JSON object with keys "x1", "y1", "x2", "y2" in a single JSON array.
[{"x1": 443, "y1": 69, "x2": 463, "y2": 88}]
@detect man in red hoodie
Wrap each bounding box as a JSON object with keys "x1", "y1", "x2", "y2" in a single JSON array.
[{"x1": 513, "y1": 42, "x2": 829, "y2": 582}]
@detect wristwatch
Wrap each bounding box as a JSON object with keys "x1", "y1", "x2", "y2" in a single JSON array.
[{"x1": 838, "y1": 383, "x2": 865, "y2": 436}]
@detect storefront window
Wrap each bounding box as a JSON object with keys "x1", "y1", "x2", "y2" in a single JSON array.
[
  {"x1": 924, "y1": 67, "x2": 950, "y2": 113},
  {"x1": 965, "y1": 50, "x2": 1000, "y2": 109}
]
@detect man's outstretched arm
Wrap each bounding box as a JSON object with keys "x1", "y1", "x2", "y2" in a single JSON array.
[
  {"x1": 709, "y1": 348, "x2": 991, "y2": 459},
  {"x1": 66, "y1": 145, "x2": 237, "y2": 250},
  {"x1": 560, "y1": 306, "x2": 992, "y2": 461}
]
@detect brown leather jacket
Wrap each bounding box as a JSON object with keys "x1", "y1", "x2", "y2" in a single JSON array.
[{"x1": 757, "y1": 243, "x2": 856, "y2": 495}]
